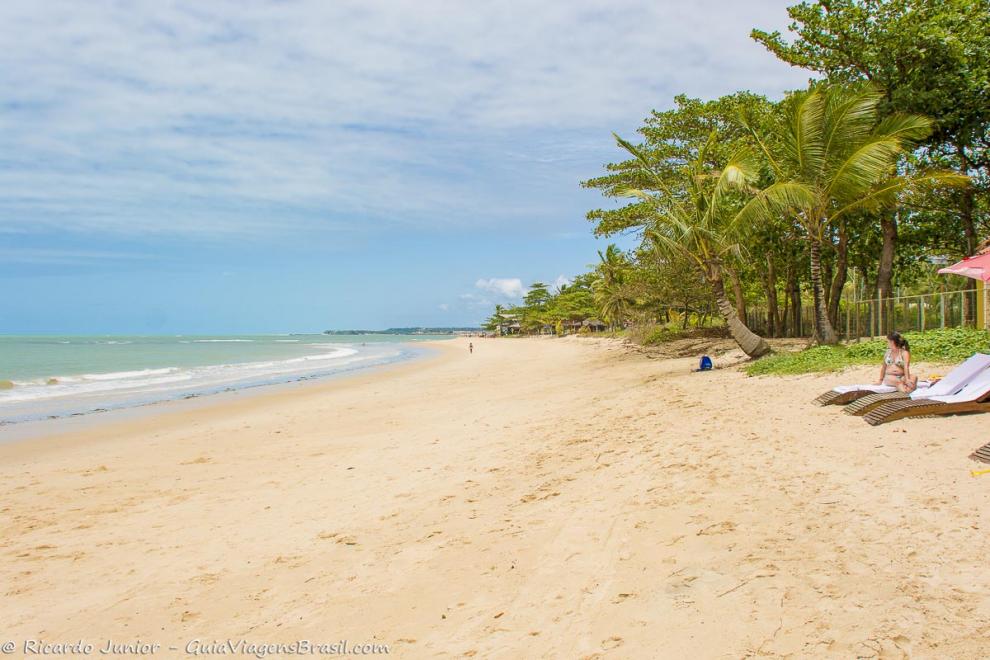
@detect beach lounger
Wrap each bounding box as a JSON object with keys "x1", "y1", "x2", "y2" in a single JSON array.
[
  {"x1": 815, "y1": 380, "x2": 934, "y2": 407},
  {"x1": 863, "y1": 368, "x2": 990, "y2": 426},
  {"x1": 970, "y1": 441, "x2": 990, "y2": 465},
  {"x1": 844, "y1": 353, "x2": 990, "y2": 416},
  {"x1": 813, "y1": 383, "x2": 897, "y2": 406}
]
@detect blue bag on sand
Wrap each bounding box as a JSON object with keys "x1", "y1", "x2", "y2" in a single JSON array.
[{"x1": 697, "y1": 355, "x2": 713, "y2": 371}]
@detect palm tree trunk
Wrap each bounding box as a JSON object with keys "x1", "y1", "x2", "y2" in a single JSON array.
[
  {"x1": 726, "y1": 266, "x2": 747, "y2": 321},
  {"x1": 788, "y1": 267, "x2": 802, "y2": 337},
  {"x1": 780, "y1": 276, "x2": 790, "y2": 337},
  {"x1": 827, "y1": 223, "x2": 849, "y2": 328},
  {"x1": 765, "y1": 255, "x2": 780, "y2": 338},
  {"x1": 876, "y1": 212, "x2": 897, "y2": 335},
  {"x1": 710, "y1": 266, "x2": 770, "y2": 358},
  {"x1": 809, "y1": 239, "x2": 839, "y2": 344}
]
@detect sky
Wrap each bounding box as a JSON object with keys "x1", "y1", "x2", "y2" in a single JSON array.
[{"x1": 0, "y1": 0, "x2": 810, "y2": 333}]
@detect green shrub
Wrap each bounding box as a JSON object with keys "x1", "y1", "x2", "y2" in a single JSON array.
[
  {"x1": 642, "y1": 325, "x2": 685, "y2": 345},
  {"x1": 746, "y1": 328, "x2": 990, "y2": 376}
]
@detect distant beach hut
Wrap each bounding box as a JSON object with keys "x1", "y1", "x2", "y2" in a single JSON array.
[
  {"x1": 497, "y1": 317, "x2": 522, "y2": 336},
  {"x1": 561, "y1": 319, "x2": 584, "y2": 335},
  {"x1": 583, "y1": 318, "x2": 607, "y2": 332}
]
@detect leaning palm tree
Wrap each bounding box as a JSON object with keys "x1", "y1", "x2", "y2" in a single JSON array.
[
  {"x1": 614, "y1": 131, "x2": 771, "y2": 358},
  {"x1": 738, "y1": 84, "x2": 966, "y2": 344}
]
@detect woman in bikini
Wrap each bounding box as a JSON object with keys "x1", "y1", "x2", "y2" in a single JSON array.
[{"x1": 876, "y1": 331, "x2": 917, "y2": 393}]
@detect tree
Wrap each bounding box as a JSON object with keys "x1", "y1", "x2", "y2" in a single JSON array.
[
  {"x1": 520, "y1": 283, "x2": 552, "y2": 333},
  {"x1": 583, "y1": 92, "x2": 778, "y2": 236},
  {"x1": 547, "y1": 275, "x2": 597, "y2": 329},
  {"x1": 739, "y1": 83, "x2": 965, "y2": 343},
  {"x1": 752, "y1": 0, "x2": 990, "y2": 257},
  {"x1": 483, "y1": 304, "x2": 508, "y2": 333},
  {"x1": 614, "y1": 131, "x2": 772, "y2": 357},
  {"x1": 592, "y1": 245, "x2": 634, "y2": 328}
]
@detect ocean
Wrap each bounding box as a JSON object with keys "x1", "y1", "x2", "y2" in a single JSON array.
[{"x1": 0, "y1": 334, "x2": 448, "y2": 425}]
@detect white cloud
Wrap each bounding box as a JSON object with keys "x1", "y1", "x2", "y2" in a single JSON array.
[
  {"x1": 438, "y1": 303, "x2": 449, "y2": 311},
  {"x1": 0, "y1": 0, "x2": 808, "y2": 238},
  {"x1": 553, "y1": 274, "x2": 572, "y2": 290},
  {"x1": 475, "y1": 277, "x2": 525, "y2": 299}
]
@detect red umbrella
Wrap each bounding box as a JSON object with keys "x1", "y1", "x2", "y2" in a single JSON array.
[{"x1": 938, "y1": 252, "x2": 990, "y2": 282}]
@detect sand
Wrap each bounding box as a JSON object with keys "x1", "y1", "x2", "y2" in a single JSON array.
[{"x1": 2, "y1": 337, "x2": 989, "y2": 658}]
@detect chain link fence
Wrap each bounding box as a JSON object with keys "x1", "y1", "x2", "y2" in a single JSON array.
[{"x1": 745, "y1": 288, "x2": 979, "y2": 340}]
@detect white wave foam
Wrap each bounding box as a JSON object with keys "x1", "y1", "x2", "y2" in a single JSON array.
[
  {"x1": 80, "y1": 367, "x2": 179, "y2": 381},
  {"x1": 285, "y1": 347, "x2": 359, "y2": 363},
  {"x1": 0, "y1": 344, "x2": 390, "y2": 412}
]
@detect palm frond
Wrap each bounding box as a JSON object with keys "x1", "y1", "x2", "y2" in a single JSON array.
[
  {"x1": 826, "y1": 136, "x2": 906, "y2": 203},
  {"x1": 822, "y1": 85, "x2": 884, "y2": 161},
  {"x1": 831, "y1": 170, "x2": 970, "y2": 220},
  {"x1": 733, "y1": 181, "x2": 817, "y2": 231},
  {"x1": 645, "y1": 226, "x2": 705, "y2": 271},
  {"x1": 613, "y1": 133, "x2": 680, "y2": 200},
  {"x1": 783, "y1": 91, "x2": 826, "y2": 180},
  {"x1": 708, "y1": 148, "x2": 759, "y2": 225},
  {"x1": 872, "y1": 112, "x2": 933, "y2": 145},
  {"x1": 738, "y1": 110, "x2": 784, "y2": 178}
]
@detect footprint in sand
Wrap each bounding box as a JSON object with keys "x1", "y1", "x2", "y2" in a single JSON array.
[
  {"x1": 192, "y1": 572, "x2": 221, "y2": 585},
  {"x1": 601, "y1": 636, "x2": 624, "y2": 650},
  {"x1": 696, "y1": 521, "x2": 736, "y2": 536}
]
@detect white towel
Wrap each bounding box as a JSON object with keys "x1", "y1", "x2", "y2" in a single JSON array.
[
  {"x1": 832, "y1": 381, "x2": 931, "y2": 395},
  {"x1": 832, "y1": 384, "x2": 896, "y2": 394}
]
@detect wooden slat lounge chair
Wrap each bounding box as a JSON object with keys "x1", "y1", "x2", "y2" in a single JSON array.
[
  {"x1": 863, "y1": 369, "x2": 990, "y2": 426},
  {"x1": 845, "y1": 353, "x2": 990, "y2": 416},
  {"x1": 843, "y1": 390, "x2": 909, "y2": 415},
  {"x1": 969, "y1": 442, "x2": 990, "y2": 464},
  {"x1": 813, "y1": 384, "x2": 896, "y2": 406}
]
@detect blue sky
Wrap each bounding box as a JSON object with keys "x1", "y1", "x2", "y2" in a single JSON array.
[{"x1": 1, "y1": 0, "x2": 808, "y2": 333}]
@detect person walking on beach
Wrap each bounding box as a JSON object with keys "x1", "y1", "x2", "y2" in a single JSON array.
[{"x1": 469, "y1": 342, "x2": 473, "y2": 354}]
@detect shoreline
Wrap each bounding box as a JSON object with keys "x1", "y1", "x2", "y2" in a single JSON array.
[
  {"x1": 2, "y1": 336, "x2": 989, "y2": 656},
  {"x1": 0, "y1": 341, "x2": 447, "y2": 447}
]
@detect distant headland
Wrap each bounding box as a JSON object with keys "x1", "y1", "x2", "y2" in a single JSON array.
[{"x1": 323, "y1": 327, "x2": 480, "y2": 336}]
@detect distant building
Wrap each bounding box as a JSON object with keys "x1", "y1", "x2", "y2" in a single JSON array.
[
  {"x1": 583, "y1": 318, "x2": 607, "y2": 332},
  {"x1": 496, "y1": 314, "x2": 521, "y2": 336}
]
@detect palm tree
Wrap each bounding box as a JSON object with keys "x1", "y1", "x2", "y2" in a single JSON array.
[
  {"x1": 594, "y1": 285, "x2": 631, "y2": 329},
  {"x1": 596, "y1": 245, "x2": 626, "y2": 286},
  {"x1": 614, "y1": 131, "x2": 771, "y2": 358},
  {"x1": 738, "y1": 84, "x2": 966, "y2": 344},
  {"x1": 593, "y1": 245, "x2": 633, "y2": 329}
]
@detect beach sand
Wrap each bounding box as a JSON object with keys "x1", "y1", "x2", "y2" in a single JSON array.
[{"x1": 2, "y1": 337, "x2": 989, "y2": 658}]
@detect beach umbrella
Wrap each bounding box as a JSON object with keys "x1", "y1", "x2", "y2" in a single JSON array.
[{"x1": 938, "y1": 252, "x2": 990, "y2": 282}]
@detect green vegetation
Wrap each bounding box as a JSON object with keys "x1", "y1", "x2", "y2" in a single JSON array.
[
  {"x1": 486, "y1": 1, "x2": 988, "y2": 354},
  {"x1": 746, "y1": 328, "x2": 990, "y2": 376},
  {"x1": 324, "y1": 328, "x2": 478, "y2": 335},
  {"x1": 613, "y1": 131, "x2": 771, "y2": 356}
]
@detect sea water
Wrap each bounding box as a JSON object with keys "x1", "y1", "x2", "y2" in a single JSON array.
[{"x1": 0, "y1": 334, "x2": 447, "y2": 424}]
